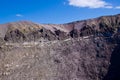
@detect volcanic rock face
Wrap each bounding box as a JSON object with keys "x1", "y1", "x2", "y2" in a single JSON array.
[{"x1": 0, "y1": 14, "x2": 120, "y2": 80}]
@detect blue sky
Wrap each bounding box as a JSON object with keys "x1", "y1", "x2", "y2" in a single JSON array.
[{"x1": 0, "y1": 0, "x2": 120, "y2": 24}]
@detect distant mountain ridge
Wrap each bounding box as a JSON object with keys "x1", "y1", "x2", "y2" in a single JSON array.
[{"x1": 0, "y1": 14, "x2": 120, "y2": 43}]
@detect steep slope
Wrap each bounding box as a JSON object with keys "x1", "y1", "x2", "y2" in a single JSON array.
[
  {"x1": 0, "y1": 21, "x2": 69, "y2": 43},
  {"x1": 0, "y1": 14, "x2": 120, "y2": 43},
  {"x1": 0, "y1": 14, "x2": 120, "y2": 80},
  {"x1": 0, "y1": 37, "x2": 113, "y2": 80}
]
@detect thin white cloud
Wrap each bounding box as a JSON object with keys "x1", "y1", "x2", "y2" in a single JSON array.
[
  {"x1": 16, "y1": 14, "x2": 23, "y2": 17},
  {"x1": 104, "y1": 6, "x2": 113, "y2": 9},
  {"x1": 115, "y1": 6, "x2": 120, "y2": 9},
  {"x1": 68, "y1": 0, "x2": 112, "y2": 8}
]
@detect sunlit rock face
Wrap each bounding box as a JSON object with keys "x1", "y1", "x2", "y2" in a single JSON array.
[{"x1": 0, "y1": 14, "x2": 120, "y2": 80}]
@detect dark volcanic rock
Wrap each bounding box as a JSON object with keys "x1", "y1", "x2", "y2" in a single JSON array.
[{"x1": 0, "y1": 14, "x2": 120, "y2": 80}]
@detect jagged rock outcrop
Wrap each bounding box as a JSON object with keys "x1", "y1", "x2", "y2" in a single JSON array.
[
  {"x1": 0, "y1": 14, "x2": 120, "y2": 80},
  {"x1": 0, "y1": 14, "x2": 120, "y2": 43}
]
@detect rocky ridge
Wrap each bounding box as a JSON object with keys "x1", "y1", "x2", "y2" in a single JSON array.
[
  {"x1": 0, "y1": 14, "x2": 120, "y2": 80},
  {"x1": 0, "y1": 14, "x2": 119, "y2": 42}
]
